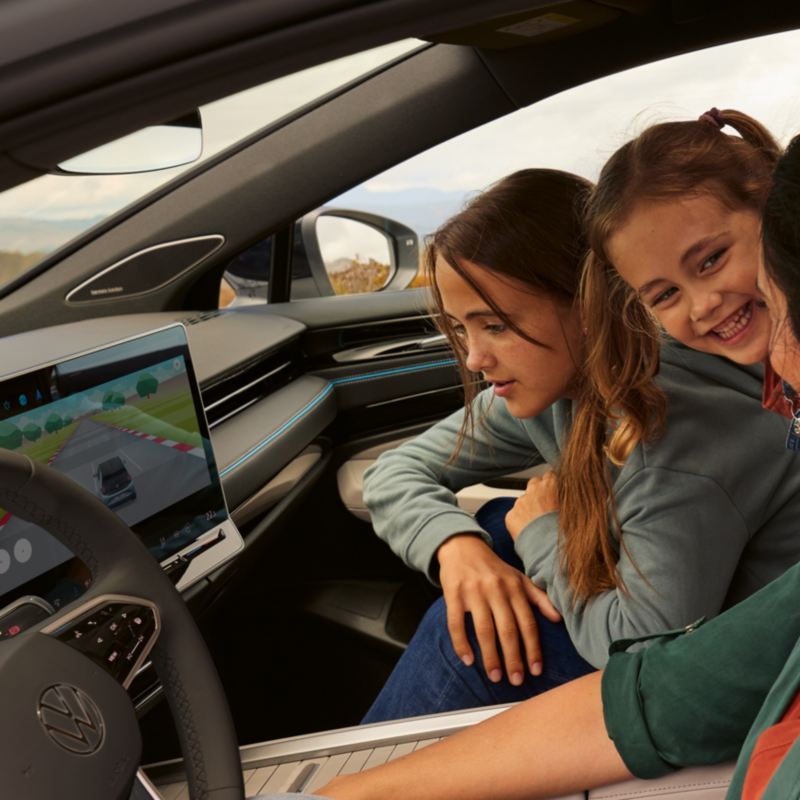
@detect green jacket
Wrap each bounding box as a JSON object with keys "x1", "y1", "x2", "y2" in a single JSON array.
[
  {"x1": 603, "y1": 556, "x2": 800, "y2": 798},
  {"x1": 364, "y1": 339, "x2": 800, "y2": 667}
]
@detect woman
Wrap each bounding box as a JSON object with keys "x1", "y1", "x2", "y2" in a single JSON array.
[
  {"x1": 361, "y1": 155, "x2": 800, "y2": 723},
  {"x1": 254, "y1": 130, "x2": 800, "y2": 800}
]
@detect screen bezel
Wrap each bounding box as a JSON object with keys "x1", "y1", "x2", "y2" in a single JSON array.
[{"x1": 0, "y1": 323, "x2": 241, "y2": 606}]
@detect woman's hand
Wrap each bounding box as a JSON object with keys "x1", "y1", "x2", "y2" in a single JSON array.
[
  {"x1": 505, "y1": 470, "x2": 560, "y2": 541},
  {"x1": 436, "y1": 534, "x2": 560, "y2": 685}
]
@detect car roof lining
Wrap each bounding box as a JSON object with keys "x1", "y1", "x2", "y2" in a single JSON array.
[
  {"x1": 5, "y1": 1, "x2": 800, "y2": 182},
  {"x1": 0, "y1": 0, "x2": 551, "y2": 186}
]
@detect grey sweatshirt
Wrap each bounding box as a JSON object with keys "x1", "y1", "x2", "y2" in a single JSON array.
[{"x1": 363, "y1": 340, "x2": 800, "y2": 667}]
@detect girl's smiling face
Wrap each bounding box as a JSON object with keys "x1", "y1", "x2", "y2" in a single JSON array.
[
  {"x1": 436, "y1": 257, "x2": 583, "y2": 419},
  {"x1": 607, "y1": 193, "x2": 771, "y2": 365}
]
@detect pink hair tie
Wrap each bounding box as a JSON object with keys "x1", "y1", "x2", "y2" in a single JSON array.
[{"x1": 698, "y1": 107, "x2": 725, "y2": 130}]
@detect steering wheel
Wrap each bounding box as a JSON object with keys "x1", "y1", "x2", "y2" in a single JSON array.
[{"x1": 0, "y1": 450, "x2": 244, "y2": 800}]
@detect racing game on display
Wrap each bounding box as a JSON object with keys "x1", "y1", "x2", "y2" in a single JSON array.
[{"x1": 0, "y1": 326, "x2": 227, "y2": 606}]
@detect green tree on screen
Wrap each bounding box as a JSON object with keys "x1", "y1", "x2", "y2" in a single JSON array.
[
  {"x1": 0, "y1": 422, "x2": 22, "y2": 449},
  {"x1": 136, "y1": 373, "x2": 159, "y2": 399},
  {"x1": 102, "y1": 391, "x2": 125, "y2": 410},
  {"x1": 45, "y1": 413, "x2": 63, "y2": 433},
  {"x1": 22, "y1": 423, "x2": 42, "y2": 442}
]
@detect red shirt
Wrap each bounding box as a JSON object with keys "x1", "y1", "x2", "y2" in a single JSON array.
[
  {"x1": 742, "y1": 690, "x2": 800, "y2": 799},
  {"x1": 762, "y1": 360, "x2": 793, "y2": 420}
]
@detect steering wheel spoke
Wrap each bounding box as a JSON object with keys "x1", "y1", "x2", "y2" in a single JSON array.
[{"x1": 43, "y1": 594, "x2": 160, "y2": 689}]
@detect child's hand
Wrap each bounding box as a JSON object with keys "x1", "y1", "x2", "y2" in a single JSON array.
[{"x1": 505, "y1": 471, "x2": 559, "y2": 541}]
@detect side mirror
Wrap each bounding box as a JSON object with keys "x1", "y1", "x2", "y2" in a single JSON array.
[
  {"x1": 299, "y1": 208, "x2": 419, "y2": 297},
  {"x1": 57, "y1": 111, "x2": 203, "y2": 175}
]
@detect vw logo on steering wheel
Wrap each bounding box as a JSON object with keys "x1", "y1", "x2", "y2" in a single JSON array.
[{"x1": 38, "y1": 684, "x2": 106, "y2": 755}]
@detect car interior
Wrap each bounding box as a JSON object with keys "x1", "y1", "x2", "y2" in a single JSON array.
[{"x1": 2, "y1": 1, "x2": 800, "y2": 798}]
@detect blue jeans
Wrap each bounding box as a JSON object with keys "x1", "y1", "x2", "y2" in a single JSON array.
[{"x1": 363, "y1": 497, "x2": 596, "y2": 723}]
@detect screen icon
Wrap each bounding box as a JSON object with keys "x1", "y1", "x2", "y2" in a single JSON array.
[{"x1": 18, "y1": 394, "x2": 27, "y2": 407}]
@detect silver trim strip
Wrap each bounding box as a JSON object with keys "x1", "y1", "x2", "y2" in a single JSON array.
[
  {"x1": 333, "y1": 334, "x2": 447, "y2": 363},
  {"x1": 42, "y1": 593, "x2": 161, "y2": 690},
  {"x1": 65, "y1": 235, "x2": 225, "y2": 303},
  {"x1": 168, "y1": 519, "x2": 244, "y2": 593},
  {"x1": 133, "y1": 769, "x2": 163, "y2": 799},
  {"x1": 0, "y1": 593, "x2": 55, "y2": 620},
  {"x1": 316, "y1": 313, "x2": 436, "y2": 332},
  {"x1": 208, "y1": 394, "x2": 262, "y2": 428},
  {"x1": 133, "y1": 683, "x2": 163, "y2": 713},
  {"x1": 204, "y1": 360, "x2": 291, "y2": 412},
  {"x1": 365, "y1": 383, "x2": 462, "y2": 409},
  {"x1": 146, "y1": 705, "x2": 510, "y2": 783}
]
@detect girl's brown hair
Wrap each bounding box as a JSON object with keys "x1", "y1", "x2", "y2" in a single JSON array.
[
  {"x1": 428, "y1": 168, "x2": 640, "y2": 600},
  {"x1": 570, "y1": 110, "x2": 782, "y2": 597}
]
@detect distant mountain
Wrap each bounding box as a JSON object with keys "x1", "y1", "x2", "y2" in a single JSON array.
[
  {"x1": 0, "y1": 216, "x2": 103, "y2": 253},
  {"x1": 328, "y1": 186, "x2": 474, "y2": 238}
]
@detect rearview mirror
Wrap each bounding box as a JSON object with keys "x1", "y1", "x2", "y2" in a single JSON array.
[{"x1": 57, "y1": 111, "x2": 203, "y2": 175}]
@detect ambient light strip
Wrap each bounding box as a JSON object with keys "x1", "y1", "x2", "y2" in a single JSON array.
[{"x1": 218, "y1": 358, "x2": 458, "y2": 476}]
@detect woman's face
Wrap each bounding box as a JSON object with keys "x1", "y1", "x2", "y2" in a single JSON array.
[
  {"x1": 757, "y1": 255, "x2": 800, "y2": 389},
  {"x1": 607, "y1": 193, "x2": 771, "y2": 365},
  {"x1": 436, "y1": 256, "x2": 583, "y2": 418}
]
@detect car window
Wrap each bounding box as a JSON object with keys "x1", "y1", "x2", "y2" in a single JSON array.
[
  {"x1": 0, "y1": 38, "x2": 422, "y2": 294},
  {"x1": 249, "y1": 27, "x2": 800, "y2": 304}
]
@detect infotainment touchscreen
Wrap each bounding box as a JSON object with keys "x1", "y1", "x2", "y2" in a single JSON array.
[{"x1": 0, "y1": 324, "x2": 242, "y2": 608}]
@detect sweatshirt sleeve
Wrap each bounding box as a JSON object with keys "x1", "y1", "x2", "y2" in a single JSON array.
[
  {"x1": 602, "y1": 556, "x2": 800, "y2": 778},
  {"x1": 363, "y1": 391, "x2": 548, "y2": 581},
  {"x1": 515, "y1": 466, "x2": 750, "y2": 667}
]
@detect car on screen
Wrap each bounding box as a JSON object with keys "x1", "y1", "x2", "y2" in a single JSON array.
[{"x1": 93, "y1": 455, "x2": 137, "y2": 508}]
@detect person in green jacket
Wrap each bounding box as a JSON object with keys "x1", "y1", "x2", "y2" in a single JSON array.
[{"x1": 361, "y1": 111, "x2": 800, "y2": 724}]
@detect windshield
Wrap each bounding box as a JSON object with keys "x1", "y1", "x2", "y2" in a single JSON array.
[{"x1": 0, "y1": 38, "x2": 422, "y2": 292}]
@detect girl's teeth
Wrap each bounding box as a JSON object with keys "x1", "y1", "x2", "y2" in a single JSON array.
[{"x1": 714, "y1": 303, "x2": 752, "y2": 340}]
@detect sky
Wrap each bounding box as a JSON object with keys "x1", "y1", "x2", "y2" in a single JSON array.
[{"x1": 4, "y1": 26, "x2": 800, "y2": 255}]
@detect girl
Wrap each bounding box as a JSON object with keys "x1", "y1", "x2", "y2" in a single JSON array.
[
  {"x1": 583, "y1": 108, "x2": 784, "y2": 427},
  {"x1": 360, "y1": 158, "x2": 800, "y2": 723}
]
